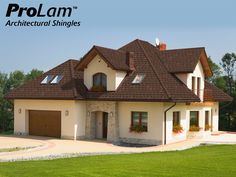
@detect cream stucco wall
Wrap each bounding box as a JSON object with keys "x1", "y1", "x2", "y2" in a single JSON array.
[
  {"x1": 14, "y1": 99, "x2": 86, "y2": 139},
  {"x1": 14, "y1": 99, "x2": 219, "y2": 145},
  {"x1": 118, "y1": 102, "x2": 164, "y2": 144},
  {"x1": 83, "y1": 55, "x2": 126, "y2": 91},
  {"x1": 176, "y1": 61, "x2": 205, "y2": 101}
]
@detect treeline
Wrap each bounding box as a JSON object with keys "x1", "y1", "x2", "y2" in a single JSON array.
[
  {"x1": 0, "y1": 69, "x2": 43, "y2": 132},
  {"x1": 208, "y1": 53, "x2": 236, "y2": 131}
]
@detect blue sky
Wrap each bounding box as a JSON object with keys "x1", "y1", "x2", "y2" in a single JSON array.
[{"x1": 0, "y1": 0, "x2": 235, "y2": 73}]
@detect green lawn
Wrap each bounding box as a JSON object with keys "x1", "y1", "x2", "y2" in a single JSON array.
[{"x1": 0, "y1": 145, "x2": 236, "y2": 177}]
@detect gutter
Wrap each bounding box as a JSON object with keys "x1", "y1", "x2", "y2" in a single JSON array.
[{"x1": 164, "y1": 102, "x2": 176, "y2": 145}]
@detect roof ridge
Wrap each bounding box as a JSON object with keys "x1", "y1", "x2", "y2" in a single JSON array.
[
  {"x1": 69, "y1": 60, "x2": 78, "y2": 98},
  {"x1": 136, "y1": 40, "x2": 172, "y2": 100},
  {"x1": 160, "y1": 47, "x2": 205, "y2": 52},
  {"x1": 94, "y1": 45, "x2": 125, "y2": 53}
]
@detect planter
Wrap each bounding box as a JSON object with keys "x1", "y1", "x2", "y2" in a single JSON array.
[
  {"x1": 129, "y1": 125, "x2": 146, "y2": 133},
  {"x1": 172, "y1": 124, "x2": 183, "y2": 134}
]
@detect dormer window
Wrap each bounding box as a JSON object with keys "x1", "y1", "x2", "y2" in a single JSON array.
[
  {"x1": 91, "y1": 73, "x2": 107, "y2": 91},
  {"x1": 51, "y1": 75, "x2": 63, "y2": 84},
  {"x1": 132, "y1": 74, "x2": 145, "y2": 84},
  {"x1": 41, "y1": 75, "x2": 54, "y2": 84}
]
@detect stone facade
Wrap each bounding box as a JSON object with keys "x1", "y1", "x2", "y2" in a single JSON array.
[{"x1": 85, "y1": 101, "x2": 119, "y2": 143}]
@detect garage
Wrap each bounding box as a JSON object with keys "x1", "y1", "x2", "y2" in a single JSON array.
[{"x1": 29, "y1": 110, "x2": 61, "y2": 138}]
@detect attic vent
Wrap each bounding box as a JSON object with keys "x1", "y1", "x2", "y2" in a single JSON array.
[
  {"x1": 51, "y1": 75, "x2": 63, "y2": 84},
  {"x1": 41, "y1": 75, "x2": 54, "y2": 84},
  {"x1": 132, "y1": 74, "x2": 145, "y2": 84}
]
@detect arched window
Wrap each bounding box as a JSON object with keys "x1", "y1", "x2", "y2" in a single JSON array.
[{"x1": 92, "y1": 73, "x2": 107, "y2": 91}]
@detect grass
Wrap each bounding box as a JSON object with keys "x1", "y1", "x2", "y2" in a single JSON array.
[{"x1": 0, "y1": 145, "x2": 236, "y2": 177}]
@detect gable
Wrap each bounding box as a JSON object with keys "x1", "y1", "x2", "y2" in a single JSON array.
[
  {"x1": 76, "y1": 46, "x2": 130, "y2": 71},
  {"x1": 159, "y1": 48, "x2": 213, "y2": 77}
]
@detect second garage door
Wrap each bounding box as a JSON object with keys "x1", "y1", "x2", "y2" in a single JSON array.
[{"x1": 29, "y1": 110, "x2": 61, "y2": 138}]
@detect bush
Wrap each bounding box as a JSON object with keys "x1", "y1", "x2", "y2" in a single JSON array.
[
  {"x1": 90, "y1": 85, "x2": 106, "y2": 92},
  {"x1": 205, "y1": 124, "x2": 211, "y2": 131},
  {"x1": 173, "y1": 124, "x2": 183, "y2": 133},
  {"x1": 129, "y1": 125, "x2": 146, "y2": 133},
  {"x1": 189, "y1": 125, "x2": 201, "y2": 132}
]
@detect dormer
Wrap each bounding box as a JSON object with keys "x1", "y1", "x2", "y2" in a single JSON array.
[
  {"x1": 76, "y1": 46, "x2": 133, "y2": 91},
  {"x1": 159, "y1": 47, "x2": 213, "y2": 101}
]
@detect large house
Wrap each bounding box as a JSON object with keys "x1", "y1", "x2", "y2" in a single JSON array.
[{"x1": 6, "y1": 39, "x2": 232, "y2": 145}]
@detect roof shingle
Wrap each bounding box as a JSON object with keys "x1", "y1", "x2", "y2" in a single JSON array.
[{"x1": 5, "y1": 39, "x2": 231, "y2": 102}]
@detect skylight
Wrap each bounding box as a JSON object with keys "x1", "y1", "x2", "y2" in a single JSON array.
[
  {"x1": 132, "y1": 74, "x2": 145, "y2": 84},
  {"x1": 51, "y1": 75, "x2": 63, "y2": 84},
  {"x1": 41, "y1": 75, "x2": 54, "y2": 84}
]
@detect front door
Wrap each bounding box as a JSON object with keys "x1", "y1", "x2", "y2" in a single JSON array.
[{"x1": 103, "y1": 112, "x2": 108, "y2": 138}]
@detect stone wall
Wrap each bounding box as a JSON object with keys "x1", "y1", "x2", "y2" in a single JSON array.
[{"x1": 85, "y1": 101, "x2": 119, "y2": 143}]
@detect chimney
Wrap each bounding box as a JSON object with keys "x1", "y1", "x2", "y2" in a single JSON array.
[
  {"x1": 126, "y1": 52, "x2": 135, "y2": 70},
  {"x1": 157, "y1": 42, "x2": 167, "y2": 51}
]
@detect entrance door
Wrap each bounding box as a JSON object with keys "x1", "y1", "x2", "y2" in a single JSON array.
[{"x1": 102, "y1": 112, "x2": 108, "y2": 138}]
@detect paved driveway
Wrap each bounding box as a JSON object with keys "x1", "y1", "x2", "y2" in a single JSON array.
[{"x1": 1, "y1": 132, "x2": 236, "y2": 162}]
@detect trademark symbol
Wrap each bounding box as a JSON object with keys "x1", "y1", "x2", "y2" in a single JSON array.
[{"x1": 73, "y1": 6, "x2": 78, "y2": 10}]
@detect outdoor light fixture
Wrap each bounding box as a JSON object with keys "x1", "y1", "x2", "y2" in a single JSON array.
[
  {"x1": 18, "y1": 108, "x2": 21, "y2": 114},
  {"x1": 65, "y1": 110, "x2": 69, "y2": 116},
  {"x1": 110, "y1": 112, "x2": 113, "y2": 117}
]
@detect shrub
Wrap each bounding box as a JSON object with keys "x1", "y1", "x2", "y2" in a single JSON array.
[
  {"x1": 205, "y1": 124, "x2": 211, "y2": 131},
  {"x1": 189, "y1": 125, "x2": 201, "y2": 132},
  {"x1": 90, "y1": 85, "x2": 106, "y2": 92},
  {"x1": 173, "y1": 124, "x2": 183, "y2": 133},
  {"x1": 129, "y1": 125, "x2": 146, "y2": 133}
]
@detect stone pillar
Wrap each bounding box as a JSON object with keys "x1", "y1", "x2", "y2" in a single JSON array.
[
  {"x1": 85, "y1": 112, "x2": 96, "y2": 139},
  {"x1": 107, "y1": 102, "x2": 119, "y2": 143}
]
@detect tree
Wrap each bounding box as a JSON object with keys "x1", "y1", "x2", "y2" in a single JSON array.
[
  {"x1": 220, "y1": 53, "x2": 236, "y2": 95},
  {"x1": 207, "y1": 57, "x2": 222, "y2": 84},
  {"x1": 25, "y1": 69, "x2": 43, "y2": 82}
]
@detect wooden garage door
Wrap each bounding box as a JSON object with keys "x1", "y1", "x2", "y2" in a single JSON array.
[{"x1": 29, "y1": 110, "x2": 61, "y2": 138}]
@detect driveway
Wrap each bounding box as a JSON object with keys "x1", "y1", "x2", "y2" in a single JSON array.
[{"x1": 1, "y1": 132, "x2": 236, "y2": 162}]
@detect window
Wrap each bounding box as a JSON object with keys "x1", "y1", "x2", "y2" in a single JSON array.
[
  {"x1": 173, "y1": 111, "x2": 180, "y2": 126},
  {"x1": 51, "y1": 75, "x2": 63, "y2": 84},
  {"x1": 131, "y1": 112, "x2": 148, "y2": 131},
  {"x1": 132, "y1": 74, "x2": 145, "y2": 84},
  {"x1": 205, "y1": 111, "x2": 209, "y2": 125},
  {"x1": 41, "y1": 75, "x2": 54, "y2": 84},
  {"x1": 190, "y1": 111, "x2": 199, "y2": 126},
  {"x1": 197, "y1": 77, "x2": 201, "y2": 96},
  {"x1": 92, "y1": 73, "x2": 107, "y2": 90},
  {"x1": 192, "y1": 76, "x2": 195, "y2": 92}
]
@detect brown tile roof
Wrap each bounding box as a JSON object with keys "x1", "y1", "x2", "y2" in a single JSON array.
[
  {"x1": 158, "y1": 47, "x2": 213, "y2": 77},
  {"x1": 77, "y1": 46, "x2": 130, "y2": 71},
  {"x1": 204, "y1": 81, "x2": 233, "y2": 102},
  {"x1": 6, "y1": 39, "x2": 231, "y2": 103},
  {"x1": 5, "y1": 60, "x2": 87, "y2": 100}
]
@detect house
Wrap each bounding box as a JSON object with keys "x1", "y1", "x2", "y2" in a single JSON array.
[{"x1": 6, "y1": 39, "x2": 232, "y2": 145}]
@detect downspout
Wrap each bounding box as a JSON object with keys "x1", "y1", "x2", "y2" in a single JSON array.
[{"x1": 164, "y1": 102, "x2": 176, "y2": 145}]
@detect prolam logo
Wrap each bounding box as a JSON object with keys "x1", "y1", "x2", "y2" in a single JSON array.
[
  {"x1": 5, "y1": 3, "x2": 81, "y2": 28},
  {"x1": 6, "y1": 3, "x2": 78, "y2": 17}
]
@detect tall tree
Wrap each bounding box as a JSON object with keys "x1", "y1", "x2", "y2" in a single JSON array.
[
  {"x1": 220, "y1": 53, "x2": 236, "y2": 95},
  {"x1": 207, "y1": 57, "x2": 222, "y2": 84},
  {"x1": 25, "y1": 69, "x2": 43, "y2": 81}
]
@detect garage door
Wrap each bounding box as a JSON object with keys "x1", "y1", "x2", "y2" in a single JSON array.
[{"x1": 29, "y1": 110, "x2": 61, "y2": 138}]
